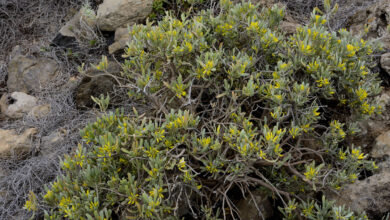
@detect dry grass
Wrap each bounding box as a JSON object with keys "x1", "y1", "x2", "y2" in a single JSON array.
[{"x1": 281, "y1": 0, "x2": 383, "y2": 31}]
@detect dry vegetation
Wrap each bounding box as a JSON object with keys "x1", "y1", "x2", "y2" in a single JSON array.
[{"x1": 0, "y1": 0, "x2": 384, "y2": 219}]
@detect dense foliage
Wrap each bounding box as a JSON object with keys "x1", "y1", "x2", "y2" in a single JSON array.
[{"x1": 27, "y1": 0, "x2": 382, "y2": 219}]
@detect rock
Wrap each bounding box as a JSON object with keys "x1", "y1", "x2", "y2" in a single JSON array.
[
  {"x1": 53, "y1": 8, "x2": 97, "y2": 48},
  {"x1": 0, "y1": 92, "x2": 38, "y2": 119},
  {"x1": 109, "y1": 27, "x2": 132, "y2": 54},
  {"x1": 75, "y1": 61, "x2": 121, "y2": 108},
  {"x1": 7, "y1": 51, "x2": 59, "y2": 93},
  {"x1": 236, "y1": 191, "x2": 273, "y2": 220},
  {"x1": 381, "y1": 53, "x2": 390, "y2": 76},
  {"x1": 40, "y1": 129, "x2": 66, "y2": 156},
  {"x1": 371, "y1": 130, "x2": 390, "y2": 158},
  {"x1": 280, "y1": 21, "x2": 299, "y2": 35},
  {"x1": 347, "y1": 0, "x2": 390, "y2": 49},
  {"x1": 331, "y1": 171, "x2": 390, "y2": 218},
  {"x1": 0, "y1": 128, "x2": 37, "y2": 158},
  {"x1": 28, "y1": 104, "x2": 51, "y2": 118},
  {"x1": 96, "y1": 0, "x2": 153, "y2": 31}
]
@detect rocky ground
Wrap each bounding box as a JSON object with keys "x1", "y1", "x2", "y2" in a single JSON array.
[{"x1": 0, "y1": 0, "x2": 389, "y2": 219}]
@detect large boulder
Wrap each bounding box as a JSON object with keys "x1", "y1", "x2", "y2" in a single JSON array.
[
  {"x1": 75, "y1": 61, "x2": 121, "y2": 108},
  {"x1": 96, "y1": 0, "x2": 153, "y2": 31},
  {"x1": 7, "y1": 47, "x2": 59, "y2": 93},
  {"x1": 0, "y1": 128, "x2": 37, "y2": 158}
]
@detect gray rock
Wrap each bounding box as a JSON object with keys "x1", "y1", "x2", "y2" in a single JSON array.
[
  {"x1": 7, "y1": 51, "x2": 59, "y2": 93},
  {"x1": 59, "y1": 9, "x2": 96, "y2": 38},
  {"x1": 96, "y1": 0, "x2": 153, "y2": 31},
  {"x1": 347, "y1": 0, "x2": 390, "y2": 49},
  {"x1": 371, "y1": 129, "x2": 390, "y2": 159},
  {"x1": 331, "y1": 171, "x2": 390, "y2": 217},
  {"x1": 381, "y1": 53, "x2": 390, "y2": 76}
]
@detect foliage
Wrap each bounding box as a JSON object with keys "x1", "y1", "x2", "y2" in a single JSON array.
[
  {"x1": 279, "y1": 196, "x2": 369, "y2": 220},
  {"x1": 28, "y1": 0, "x2": 383, "y2": 219},
  {"x1": 150, "y1": 0, "x2": 205, "y2": 20}
]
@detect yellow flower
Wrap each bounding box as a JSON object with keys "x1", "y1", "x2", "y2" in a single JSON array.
[
  {"x1": 313, "y1": 108, "x2": 320, "y2": 116},
  {"x1": 280, "y1": 62, "x2": 288, "y2": 70},
  {"x1": 355, "y1": 88, "x2": 368, "y2": 101},
  {"x1": 289, "y1": 127, "x2": 300, "y2": 139},
  {"x1": 339, "y1": 150, "x2": 346, "y2": 160},
  {"x1": 185, "y1": 41, "x2": 193, "y2": 52},
  {"x1": 304, "y1": 166, "x2": 318, "y2": 180},
  {"x1": 346, "y1": 44, "x2": 354, "y2": 52},
  {"x1": 178, "y1": 157, "x2": 186, "y2": 170},
  {"x1": 258, "y1": 150, "x2": 266, "y2": 159},
  {"x1": 127, "y1": 192, "x2": 139, "y2": 205},
  {"x1": 351, "y1": 148, "x2": 365, "y2": 160},
  {"x1": 316, "y1": 77, "x2": 330, "y2": 87}
]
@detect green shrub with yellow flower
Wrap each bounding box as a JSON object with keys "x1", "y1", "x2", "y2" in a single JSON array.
[{"x1": 26, "y1": 0, "x2": 383, "y2": 219}]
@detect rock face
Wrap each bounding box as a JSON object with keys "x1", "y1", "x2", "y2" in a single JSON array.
[
  {"x1": 347, "y1": 0, "x2": 390, "y2": 49},
  {"x1": 236, "y1": 191, "x2": 273, "y2": 220},
  {"x1": 332, "y1": 171, "x2": 390, "y2": 218},
  {"x1": 7, "y1": 49, "x2": 59, "y2": 93},
  {"x1": 75, "y1": 61, "x2": 121, "y2": 108},
  {"x1": 96, "y1": 0, "x2": 153, "y2": 31},
  {"x1": 381, "y1": 53, "x2": 390, "y2": 76},
  {"x1": 109, "y1": 27, "x2": 132, "y2": 54},
  {"x1": 0, "y1": 128, "x2": 37, "y2": 158},
  {"x1": 0, "y1": 92, "x2": 37, "y2": 119}
]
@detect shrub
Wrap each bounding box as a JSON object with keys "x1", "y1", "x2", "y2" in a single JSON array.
[{"x1": 28, "y1": 0, "x2": 382, "y2": 219}]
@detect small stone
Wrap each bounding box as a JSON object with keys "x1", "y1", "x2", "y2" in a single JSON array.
[
  {"x1": 0, "y1": 92, "x2": 38, "y2": 119},
  {"x1": 0, "y1": 128, "x2": 37, "y2": 158},
  {"x1": 96, "y1": 0, "x2": 153, "y2": 31}
]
